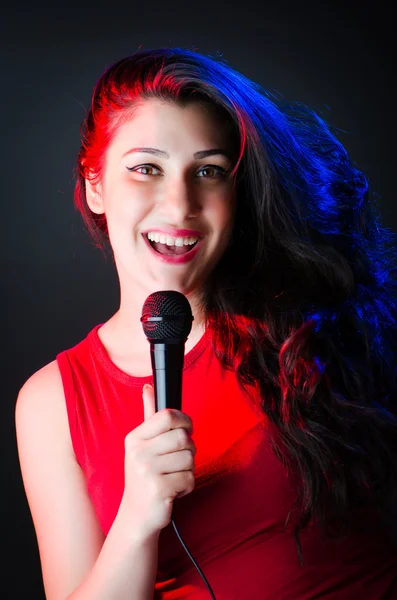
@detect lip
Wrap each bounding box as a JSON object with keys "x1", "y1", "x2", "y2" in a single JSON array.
[
  {"x1": 142, "y1": 233, "x2": 203, "y2": 265},
  {"x1": 142, "y1": 227, "x2": 205, "y2": 238}
]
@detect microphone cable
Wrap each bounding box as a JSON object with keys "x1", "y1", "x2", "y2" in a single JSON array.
[{"x1": 171, "y1": 518, "x2": 217, "y2": 600}]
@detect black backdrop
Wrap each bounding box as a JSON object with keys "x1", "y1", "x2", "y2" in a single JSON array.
[{"x1": 2, "y1": 1, "x2": 395, "y2": 597}]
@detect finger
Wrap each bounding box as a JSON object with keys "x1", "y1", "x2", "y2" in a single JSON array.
[
  {"x1": 150, "y1": 428, "x2": 196, "y2": 457},
  {"x1": 142, "y1": 384, "x2": 156, "y2": 421},
  {"x1": 154, "y1": 450, "x2": 195, "y2": 474},
  {"x1": 141, "y1": 387, "x2": 189, "y2": 440},
  {"x1": 163, "y1": 471, "x2": 195, "y2": 499}
]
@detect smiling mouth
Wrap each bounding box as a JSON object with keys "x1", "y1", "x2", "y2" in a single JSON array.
[{"x1": 148, "y1": 239, "x2": 199, "y2": 256}]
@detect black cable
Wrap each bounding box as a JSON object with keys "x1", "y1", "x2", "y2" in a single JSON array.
[{"x1": 171, "y1": 518, "x2": 217, "y2": 599}]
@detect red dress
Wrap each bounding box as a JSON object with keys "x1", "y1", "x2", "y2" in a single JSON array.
[{"x1": 56, "y1": 324, "x2": 397, "y2": 599}]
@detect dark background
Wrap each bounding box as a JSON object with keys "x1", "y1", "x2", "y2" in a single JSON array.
[{"x1": 2, "y1": 0, "x2": 395, "y2": 597}]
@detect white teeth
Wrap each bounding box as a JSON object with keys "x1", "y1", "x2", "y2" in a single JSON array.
[{"x1": 146, "y1": 232, "x2": 199, "y2": 246}]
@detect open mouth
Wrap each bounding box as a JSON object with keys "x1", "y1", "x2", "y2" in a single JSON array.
[{"x1": 146, "y1": 236, "x2": 199, "y2": 256}]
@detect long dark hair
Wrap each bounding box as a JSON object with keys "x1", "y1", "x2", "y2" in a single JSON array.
[{"x1": 75, "y1": 47, "x2": 397, "y2": 562}]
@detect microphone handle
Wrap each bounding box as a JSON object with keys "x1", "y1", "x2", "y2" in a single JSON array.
[{"x1": 150, "y1": 342, "x2": 185, "y2": 411}]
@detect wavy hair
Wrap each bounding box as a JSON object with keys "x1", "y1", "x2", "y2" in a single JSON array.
[{"x1": 74, "y1": 47, "x2": 397, "y2": 563}]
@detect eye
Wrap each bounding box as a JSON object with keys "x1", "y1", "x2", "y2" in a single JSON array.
[
  {"x1": 197, "y1": 165, "x2": 228, "y2": 178},
  {"x1": 126, "y1": 164, "x2": 161, "y2": 176}
]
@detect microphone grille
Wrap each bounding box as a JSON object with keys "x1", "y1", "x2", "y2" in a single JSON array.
[{"x1": 141, "y1": 291, "x2": 193, "y2": 340}]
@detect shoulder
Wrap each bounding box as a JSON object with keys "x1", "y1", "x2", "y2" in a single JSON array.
[
  {"x1": 18, "y1": 359, "x2": 64, "y2": 396},
  {"x1": 16, "y1": 359, "x2": 65, "y2": 414},
  {"x1": 16, "y1": 323, "x2": 98, "y2": 424},
  {"x1": 15, "y1": 359, "x2": 71, "y2": 457}
]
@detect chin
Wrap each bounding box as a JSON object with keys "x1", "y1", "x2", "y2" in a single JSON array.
[{"x1": 153, "y1": 279, "x2": 202, "y2": 299}]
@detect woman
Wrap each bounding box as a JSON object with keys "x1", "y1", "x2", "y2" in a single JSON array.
[{"x1": 16, "y1": 47, "x2": 397, "y2": 599}]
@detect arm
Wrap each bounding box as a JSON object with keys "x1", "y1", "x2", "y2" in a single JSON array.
[{"x1": 15, "y1": 360, "x2": 159, "y2": 600}]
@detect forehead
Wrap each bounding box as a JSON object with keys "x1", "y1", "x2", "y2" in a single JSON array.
[{"x1": 108, "y1": 98, "x2": 234, "y2": 155}]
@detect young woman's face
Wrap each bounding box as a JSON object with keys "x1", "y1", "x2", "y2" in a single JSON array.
[{"x1": 86, "y1": 98, "x2": 237, "y2": 299}]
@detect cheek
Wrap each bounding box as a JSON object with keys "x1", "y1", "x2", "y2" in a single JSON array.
[
  {"x1": 212, "y1": 195, "x2": 236, "y2": 232},
  {"x1": 103, "y1": 183, "x2": 153, "y2": 223}
]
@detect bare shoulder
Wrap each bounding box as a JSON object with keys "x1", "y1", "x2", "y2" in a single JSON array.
[
  {"x1": 15, "y1": 360, "x2": 105, "y2": 599},
  {"x1": 16, "y1": 359, "x2": 75, "y2": 466},
  {"x1": 17, "y1": 358, "x2": 65, "y2": 404},
  {"x1": 16, "y1": 359, "x2": 71, "y2": 456},
  {"x1": 19, "y1": 358, "x2": 63, "y2": 391},
  {"x1": 17, "y1": 359, "x2": 64, "y2": 395}
]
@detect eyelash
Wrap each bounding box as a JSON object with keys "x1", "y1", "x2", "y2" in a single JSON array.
[{"x1": 126, "y1": 164, "x2": 229, "y2": 179}]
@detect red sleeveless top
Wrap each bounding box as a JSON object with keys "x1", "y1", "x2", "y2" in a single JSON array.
[{"x1": 56, "y1": 324, "x2": 397, "y2": 599}]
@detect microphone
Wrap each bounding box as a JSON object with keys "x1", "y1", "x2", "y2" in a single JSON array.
[
  {"x1": 140, "y1": 291, "x2": 194, "y2": 411},
  {"x1": 141, "y1": 292, "x2": 217, "y2": 599}
]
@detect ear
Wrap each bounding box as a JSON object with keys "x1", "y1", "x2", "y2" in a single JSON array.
[{"x1": 85, "y1": 175, "x2": 105, "y2": 215}]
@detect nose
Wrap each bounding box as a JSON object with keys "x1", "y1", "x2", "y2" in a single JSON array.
[{"x1": 156, "y1": 177, "x2": 201, "y2": 222}]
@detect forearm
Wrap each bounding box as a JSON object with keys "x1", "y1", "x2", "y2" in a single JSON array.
[{"x1": 66, "y1": 503, "x2": 160, "y2": 600}]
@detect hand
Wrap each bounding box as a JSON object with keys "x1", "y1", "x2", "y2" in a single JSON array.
[{"x1": 120, "y1": 384, "x2": 196, "y2": 538}]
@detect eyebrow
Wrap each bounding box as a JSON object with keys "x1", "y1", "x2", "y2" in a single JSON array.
[{"x1": 122, "y1": 147, "x2": 233, "y2": 160}]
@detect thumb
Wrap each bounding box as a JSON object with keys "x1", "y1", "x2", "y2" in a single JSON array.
[{"x1": 142, "y1": 384, "x2": 156, "y2": 421}]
